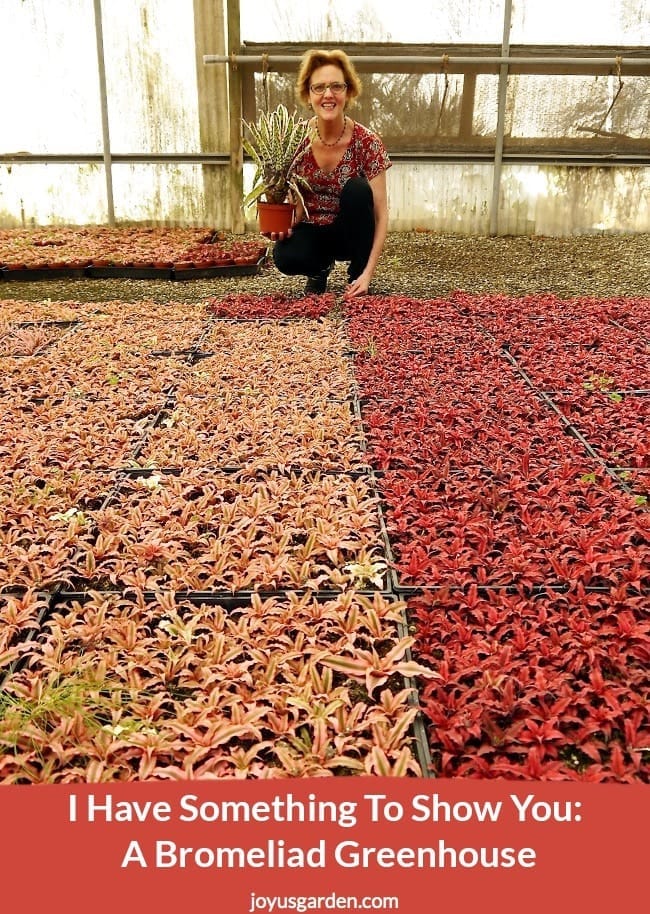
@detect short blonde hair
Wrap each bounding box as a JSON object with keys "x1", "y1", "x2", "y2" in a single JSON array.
[{"x1": 296, "y1": 49, "x2": 362, "y2": 108}]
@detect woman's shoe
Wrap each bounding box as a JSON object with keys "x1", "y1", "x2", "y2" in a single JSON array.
[{"x1": 304, "y1": 265, "x2": 332, "y2": 295}]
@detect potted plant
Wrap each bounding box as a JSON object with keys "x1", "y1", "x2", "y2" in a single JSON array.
[{"x1": 242, "y1": 104, "x2": 312, "y2": 236}]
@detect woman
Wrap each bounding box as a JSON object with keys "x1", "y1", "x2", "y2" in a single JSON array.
[{"x1": 272, "y1": 49, "x2": 391, "y2": 298}]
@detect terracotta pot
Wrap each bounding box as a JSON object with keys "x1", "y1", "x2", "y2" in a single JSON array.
[{"x1": 257, "y1": 200, "x2": 295, "y2": 237}]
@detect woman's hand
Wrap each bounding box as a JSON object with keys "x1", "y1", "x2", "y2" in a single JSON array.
[
  {"x1": 263, "y1": 194, "x2": 302, "y2": 239},
  {"x1": 344, "y1": 271, "x2": 371, "y2": 298},
  {"x1": 264, "y1": 228, "x2": 293, "y2": 241}
]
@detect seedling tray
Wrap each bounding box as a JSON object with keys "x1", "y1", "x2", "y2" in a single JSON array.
[
  {"x1": 2, "y1": 265, "x2": 87, "y2": 281},
  {"x1": 391, "y1": 580, "x2": 630, "y2": 597},
  {"x1": 0, "y1": 590, "x2": 59, "y2": 686},
  {"x1": 16, "y1": 319, "x2": 81, "y2": 329},
  {"x1": 81, "y1": 256, "x2": 266, "y2": 281},
  {"x1": 116, "y1": 463, "x2": 376, "y2": 478},
  {"x1": 172, "y1": 253, "x2": 266, "y2": 280},
  {"x1": 85, "y1": 265, "x2": 174, "y2": 279},
  {"x1": 52, "y1": 586, "x2": 393, "y2": 607}
]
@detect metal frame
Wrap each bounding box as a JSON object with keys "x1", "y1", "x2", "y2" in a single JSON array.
[
  {"x1": 92, "y1": 0, "x2": 115, "y2": 225},
  {"x1": 205, "y1": 51, "x2": 650, "y2": 71},
  {"x1": 2, "y1": 0, "x2": 648, "y2": 233},
  {"x1": 490, "y1": 0, "x2": 513, "y2": 235},
  {"x1": 0, "y1": 153, "x2": 230, "y2": 164},
  {"x1": 204, "y1": 35, "x2": 649, "y2": 232}
]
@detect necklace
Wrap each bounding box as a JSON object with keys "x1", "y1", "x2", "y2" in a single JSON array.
[{"x1": 316, "y1": 115, "x2": 348, "y2": 147}]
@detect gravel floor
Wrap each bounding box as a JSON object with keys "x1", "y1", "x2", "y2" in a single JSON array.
[{"x1": 2, "y1": 230, "x2": 649, "y2": 304}]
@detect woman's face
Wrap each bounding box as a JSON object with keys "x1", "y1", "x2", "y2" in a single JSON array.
[{"x1": 308, "y1": 64, "x2": 348, "y2": 120}]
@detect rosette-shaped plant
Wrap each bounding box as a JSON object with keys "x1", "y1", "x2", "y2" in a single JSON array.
[{"x1": 242, "y1": 104, "x2": 312, "y2": 211}]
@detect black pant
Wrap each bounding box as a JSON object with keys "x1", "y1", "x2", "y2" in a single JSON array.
[{"x1": 273, "y1": 176, "x2": 375, "y2": 281}]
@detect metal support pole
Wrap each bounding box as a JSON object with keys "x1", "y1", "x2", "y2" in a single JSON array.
[
  {"x1": 204, "y1": 53, "x2": 650, "y2": 70},
  {"x1": 92, "y1": 0, "x2": 115, "y2": 226},
  {"x1": 490, "y1": 0, "x2": 513, "y2": 236}
]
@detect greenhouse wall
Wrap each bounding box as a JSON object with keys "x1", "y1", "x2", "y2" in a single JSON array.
[
  {"x1": 1, "y1": 0, "x2": 648, "y2": 234},
  {"x1": 384, "y1": 163, "x2": 650, "y2": 234}
]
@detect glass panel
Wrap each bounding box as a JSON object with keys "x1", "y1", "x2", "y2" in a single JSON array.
[
  {"x1": 253, "y1": 71, "x2": 500, "y2": 152},
  {"x1": 389, "y1": 162, "x2": 650, "y2": 235},
  {"x1": 1, "y1": 0, "x2": 102, "y2": 154},
  {"x1": 499, "y1": 165, "x2": 650, "y2": 234},
  {"x1": 503, "y1": 74, "x2": 649, "y2": 155},
  {"x1": 510, "y1": 0, "x2": 650, "y2": 45},
  {"x1": 240, "y1": 0, "x2": 505, "y2": 42},
  {"x1": 111, "y1": 164, "x2": 210, "y2": 225},
  {"x1": 474, "y1": 76, "x2": 500, "y2": 138},
  {"x1": 387, "y1": 162, "x2": 493, "y2": 233},
  {"x1": 0, "y1": 164, "x2": 109, "y2": 226},
  {"x1": 101, "y1": 0, "x2": 201, "y2": 153}
]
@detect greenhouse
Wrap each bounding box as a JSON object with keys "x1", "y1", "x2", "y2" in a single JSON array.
[{"x1": 0, "y1": 0, "x2": 648, "y2": 785}]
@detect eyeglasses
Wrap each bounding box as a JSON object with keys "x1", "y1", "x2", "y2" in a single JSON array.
[{"x1": 309, "y1": 82, "x2": 348, "y2": 95}]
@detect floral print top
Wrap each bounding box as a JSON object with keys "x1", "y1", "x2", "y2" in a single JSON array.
[{"x1": 294, "y1": 121, "x2": 391, "y2": 225}]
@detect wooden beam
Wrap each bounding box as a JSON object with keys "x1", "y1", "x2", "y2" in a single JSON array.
[
  {"x1": 193, "y1": 0, "x2": 229, "y2": 228},
  {"x1": 227, "y1": 0, "x2": 244, "y2": 233},
  {"x1": 459, "y1": 72, "x2": 476, "y2": 139}
]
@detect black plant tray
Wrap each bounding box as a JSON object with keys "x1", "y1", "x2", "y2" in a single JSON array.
[
  {"x1": 146, "y1": 348, "x2": 208, "y2": 359},
  {"x1": 85, "y1": 264, "x2": 174, "y2": 279},
  {"x1": 172, "y1": 254, "x2": 266, "y2": 280},
  {"x1": 115, "y1": 463, "x2": 376, "y2": 478},
  {"x1": 51, "y1": 586, "x2": 392, "y2": 608},
  {"x1": 0, "y1": 590, "x2": 60, "y2": 686},
  {"x1": 78, "y1": 255, "x2": 266, "y2": 281},
  {"x1": 2, "y1": 265, "x2": 87, "y2": 281},
  {"x1": 15, "y1": 319, "x2": 81, "y2": 329},
  {"x1": 546, "y1": 388, "x2": 650, "y2": 397},
  {"x1": 391, "y1": 578, "x2": 648, "y2": 597},
  {"x1": 210, "y1": 314, "x2": 323, "y2": 322}
]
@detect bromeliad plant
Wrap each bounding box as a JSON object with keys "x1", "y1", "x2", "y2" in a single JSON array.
[
  {"x1": 0, "y1": 227, "x2": 266, "y2": 271},
  {"x1": 242, "y1": 104, "x2": 312, "y2": 210},
  {"x1": 345, "y1": 292, "x2": 649, "y2": 780},
  {"x1": 3, "y1": 290, "x2": 648, "y2": 782},
  {"x1": 0, "y1": 590, "x2": 426, "y2": 781},
  {"x1": 206, "y1": 292, "x2": 334, "y2": 320},
  {"x1": 412, "y1": 585, "x2": 650, "y2": 780},
  {"x1": 1, "y1": 300, "x2": 386, "y2": 594}
]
